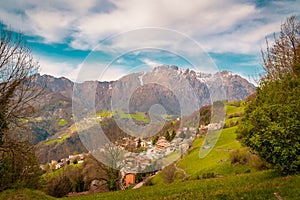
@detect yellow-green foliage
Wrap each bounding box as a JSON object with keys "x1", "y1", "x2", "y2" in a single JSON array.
[
  {"x1": 58, "y1": 119, "x2": 68, "y2": 126},
  {"x1": 96, "y1": 110, "x2": 113, "y2": 118}
]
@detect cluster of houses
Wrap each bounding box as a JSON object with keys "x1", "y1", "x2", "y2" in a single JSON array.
[
  {"x1": 40, "y1": 121, "x2": 225, "y2": 187},
  {"x1": 200, "y1": 121, "x2": 225, "y2": 131},
  {"x1": 121, "y1": 127, "x2": 197, "y2": 177},
  {"x1": 121, "y1": 123, "x2": 225, "y2": 187},
  {"x1": 40, "y1": 153, "x2": 86, "y2": 171}
]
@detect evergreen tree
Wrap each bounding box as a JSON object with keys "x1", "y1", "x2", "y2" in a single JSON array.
[{"x1": 164, "y1": 131, "x2": 171, "y2": 141}]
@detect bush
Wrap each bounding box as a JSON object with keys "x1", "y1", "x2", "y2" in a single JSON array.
[
  {"x1": 202, "y1": 172, "x2": 215, "y2": 179},
  {"x1": 163, "y1": 165, "x2": 176, "y2": 184},
  {"x1": 230, "y1": 149, "x2": 269, "y2": 171},
  {"x1": 230, "y1": 149, "x2": 250, "y2": 165},
  {"x1": 45, "y1": 173, "x2": 72, "y2": 197}
]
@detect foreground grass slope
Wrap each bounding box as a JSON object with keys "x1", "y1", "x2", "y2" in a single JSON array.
[
  {"x1": 0, "y1": 189, "x2": 55, "y2": 200},
  {"x1": 65, "y1": 171, "x2": 299, "y2": 200}
]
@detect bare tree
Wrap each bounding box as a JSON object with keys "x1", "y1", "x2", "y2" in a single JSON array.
[
  {"x1": 0, "y1": 24, "x2": 42, "y2": 191},
  {"x1": 261, "y1": 15, "x2": 300, "y2": 82}
]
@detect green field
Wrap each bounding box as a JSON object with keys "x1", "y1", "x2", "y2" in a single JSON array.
[
  {"x1": 225, "y1": 105, "x2": 244, "y2": 116},
  {"x1": 41, "y1": 162, "x2": 83, "y2": 180},
  {"x1": 114, "y1": 110, "x2": 150, "y2": 123},
  {"x1": 178, "y1": 127, "x2": 251, "y2": 178},
  {"x1": 45, "y1": 133, "x2": 70, "y2": 145}
]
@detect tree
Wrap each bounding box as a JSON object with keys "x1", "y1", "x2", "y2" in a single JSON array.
[
  {"x1": 100, "y1": 143, "x2": 123, "y2": 190},
  {"x1": 137, "y1": 138, "x2": 141, "y2": 148},
  {"x1": 45, "y1": 172, "x2": 73, "y2": 198},
  {"x1": 152, "y1": 135, "x2": 159, "y2": 145},
  {"x1": 164, "y1": 131, "x2": 170, "y2": 141},
  {"x1": 237, "y1": 16, "x2": 300, "y2": 174},
  {"x1": 261, "y1": 15, "x2": 300, "y2": 81},
  {"x1": 170, "y1": 130, "x2": 176, "y2": 141},
  {"x1": 0, "y1": 25, "x2": 42, "y2": 191}
]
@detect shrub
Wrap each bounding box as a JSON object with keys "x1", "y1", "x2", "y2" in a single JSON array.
[
  {"x1": 163, "y1": 165, "x2": 176, "y2": 184},
  {"x1": 202, "y1": 172, "x2": 215, "y2": 179},
  {"x1": 230, "y1": 149, "x2": 250, "y2": 165},
  {"x1": 45, "y1": 173, "x2": 72, "y2": 197},
  {"x1": 230, "y1": 149, "x2": 269, "y2": 171}
]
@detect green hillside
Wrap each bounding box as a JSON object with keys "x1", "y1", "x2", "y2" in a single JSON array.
[
  {"x1": 3, "y1": 101, "x2": 299, "y2": 199},
  {"x1": 63, "y1": 101, "x2": 300, "y2": 199},
  {"x1": 151, "y1": 101, "x2": 255, "y2": 184}
]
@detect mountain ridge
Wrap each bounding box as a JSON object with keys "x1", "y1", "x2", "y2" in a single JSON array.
[{"x1": 30, "y1": 65, "x2": 256, "y2": 163}]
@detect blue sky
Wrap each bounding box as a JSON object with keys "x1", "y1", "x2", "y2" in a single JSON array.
[{"x1": 0, "y1": 0, "x2": 299, "y2": 82}]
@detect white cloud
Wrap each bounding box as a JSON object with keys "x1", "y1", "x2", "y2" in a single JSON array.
[
  {"x1": 141, "y1": 58, "x2": 163, "y2": 68},
  {"x1": 1, "y1": 0, "x2": 299, "y2": 54},
  {"x1": 73, "y1": 62, "x2": 128, "y2": 82},
  {"x1": 1, "y1": 0, "x2": 300, "y2": 81},
  {"x1": 38, "y1": 57, "x2": 78, "y2": 80},
  {"x1": 100, "y1": 66, "x2": 127, "y2": 81},
  {"x1": 38, "y1": 57, "x2": 127, "y2": 82}
]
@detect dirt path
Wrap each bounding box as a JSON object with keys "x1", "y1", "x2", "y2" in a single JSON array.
[
  {"x1": 133, "y1": 162, "x2": 188, "y2": 189},
  {"x1": 174, "y1": 163, "x2": 188, "y2": 180},
  {"x1": 133, "y1": 175, "x2": 153, "y2": 189}
]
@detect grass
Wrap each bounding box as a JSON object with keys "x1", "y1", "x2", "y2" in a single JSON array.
[
  {"x1": 173, "y1": 102, "x2": 252, "y2": 179},
  {"x1": 58, "y1": 118, "x2": 68, "y2": 126},
  {"x1": 225, "y1": 105, "x2": 244, "y2": 116},
  {"x1": 114, "y1": 110, "x2": 150, "y2": 123},
  {"x1": 150, "y1": 126, "x2": 246, "y2": 184},
  {"x1": 225, "y1": 117, "x2": 239, "y2": 126},
  {"x1": 64, "y1": 171, "x2": 300, "y2": 200},
  {"x1": 45, "y1": 134, "x2": 70, "y2": 146},
  {"x1": 0, "y1": 188, "x2": 55, "y2": 200},
  {"x1": 152, "y1": 101, "x2": 251, "y2": 183},
  {"x1": 95, "y1": 110, "x2": 113, "y2": 118},
  {"x1": 41, "y1": 163, "x2": 83, "y2": 179},
  {"x1": 176, "y1": 127, "x2": 252, "y2": 179}
]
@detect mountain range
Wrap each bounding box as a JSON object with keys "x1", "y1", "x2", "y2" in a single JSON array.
[{"x1": 29, "y1": 65, "x2": 256, "y2": 163}]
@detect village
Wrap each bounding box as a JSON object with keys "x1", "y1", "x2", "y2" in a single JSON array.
[{"x1": 40, "y1": 120, "x2": 225, "y2": 188}]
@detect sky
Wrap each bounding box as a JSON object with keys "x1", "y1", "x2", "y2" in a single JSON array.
[{"x1": 0, "y1": 0, "x2": 299, "y2": 83}]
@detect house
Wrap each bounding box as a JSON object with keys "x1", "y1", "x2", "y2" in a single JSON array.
[
  {"x1": 39, "y1": 164, "x2": 46, "y2": 171},
  {"x1": 155, "y1": 137, "x2": 170, "y2": 153},
  {"x1": 51, "y1": 160, "x2": 57, "y2": 165},
  {"x1": 125, "y1": 173, "x2": 135, "y2": 187},
  {"x1": 55, "y1": 162, "x2": 64, "y2": 169}
]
